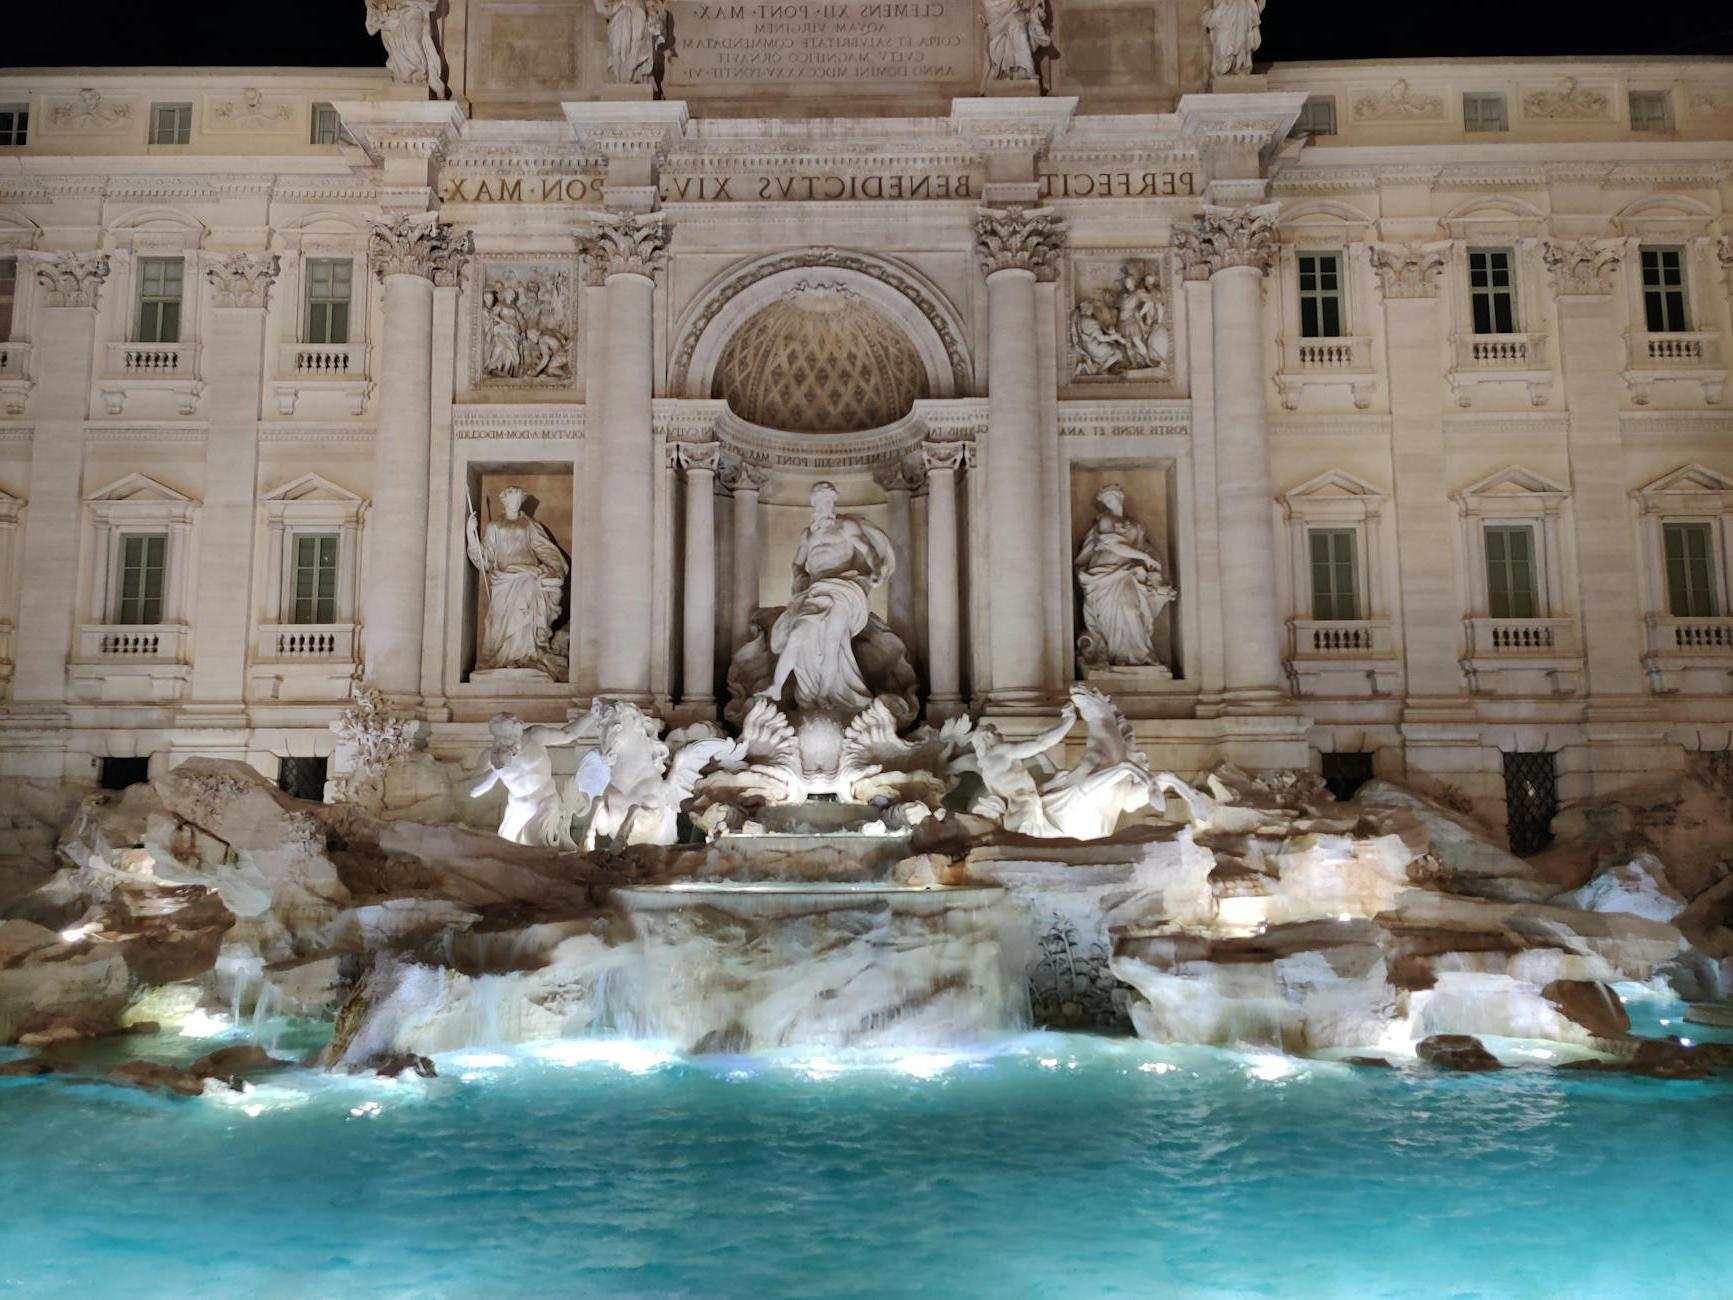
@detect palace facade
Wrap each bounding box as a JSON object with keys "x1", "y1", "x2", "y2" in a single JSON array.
[{"x1": 1, "y1": 0, "x2": 1732, "y2": 849}]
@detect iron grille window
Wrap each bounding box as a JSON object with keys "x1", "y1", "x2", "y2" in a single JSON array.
[
  {"x1": 311, "y1": 102, "x2": 341, "y2": 145},
  {"x1": 1321, "y1": 751, "x2": 1375, "y2": 803},
  {"x1": 1629, "y1": 91, "x2": 1672, "y2": 132},
  {"x1": 135, "y1": 256, "x2": 184, "y2": 343},
  {"x1": 278, "y1": 756, "x2": 329, "y2": 802},
  {"x1": 1640, "y1": 246, "x2": 1689, "y2": 333},
  {"x1": 1463, "y1": 92, "x2": 1508, "y2": 133},
  {"x1": 1503, "y1": 750, "x2": 1557, "y2": 856},
  {"x1": 1308, "y1": 527, "x2": 1360, "y2": 620},
  {"x1": 303, "y1": 258, "x2": 352, "y2": 344},
  {"x1": 1293, "y1": 96, "x2": 1337, "y2": 137},
  {"x1": 0, "y1": 256, "x2": 15, "y2": 344},
  {"x1": 150, "y1": 102, "x2": 193, "y2": 145},
  {"x1": 115, "y1": 532, "x2": 166, "y2": 625},
  {"x1": 1297, "y1": 252, "x2": 1344, "y2": 338},
  {"x1": 99, "y1": 756, "x2": 151, "y2": 791},
  {"x1": 1663, "y1": 522, "x2": 1718, "y2": 617},
  {"x1": 1468, "y1": 248, "x2": 1518, "y2": 334},
  {"x1": 1484, "y1": 525, "x2": 1538, "y2": 619},
  {"x1": 290, "y1": 533, "x2": 339, "y2": 624},
  {"x1": 0, "y1": 104, "x2": 27, "y2": 147}
]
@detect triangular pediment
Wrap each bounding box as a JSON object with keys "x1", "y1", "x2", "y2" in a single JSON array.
[
  {"x1": 262, "y1": 472, "x2": 363, "y2": 504},
  {"x1": 1457, "y1": 465, "x2": 1569, "y2": 500},
  {"x1": 85, "y1": 472, "x2": 195, "y2": 504},
  {"x1": 1638, "y1": 463, "x2": 1733, "y2": 496},
  {"x1": 1282, "y1": 469, "x2": 1387, "y2": 503}
]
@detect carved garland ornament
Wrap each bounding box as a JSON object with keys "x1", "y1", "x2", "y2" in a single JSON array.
[
  {"x1": 206, "y1": 253, "x2": 280, "y2": 309},
  {"x1": 975, "y1": 207, "x2": 1066, "y2": 280},
  {"x1": 1542, "y1": 239, "x2": 1622, "y2": 296},
  {"x1": 367, "y1": 214, "x2": 473, "y2": 284},
  {"x1": 34, "y1": 253, "x2": 111, "y2": 308},
  {"x1": 1368, "y1": 242, "x2": 1448, "y2": 299},
  {"x1": 585, "y1": 211, "x2": 668, "y2": 279}
]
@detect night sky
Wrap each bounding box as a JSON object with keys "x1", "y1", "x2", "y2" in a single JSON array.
[{"x1": 3, "y1": 0, "x2": 1731, "y2": 67}]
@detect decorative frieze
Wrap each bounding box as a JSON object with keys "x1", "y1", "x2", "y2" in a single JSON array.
[
  {"x1": 452, "y1": 405, "x2": 586, "y2": 440},
  {"x1": 367, "y1": 215, "x2": 473, "y2": 284},
  {"x1": 34, "y1": 254, "x2": 110, "y2": 308},
  {"x1": 1368, "y1": 242, "x2": 1448, "y2": 299},
  {"x1": 1543, "y1": 239, "x2": 1622, "y2": 296},
  {"x1": 1351, "y1": 80, "x2": 1445, "y2": 123},
  {"x1": 473, "y1": 261, "x2": 578, "y2": 388},
  {"x1": 209, "y1": 90, "x2": 294, "y2": 130},
  {"x1": 205, "y1": 253, "x2": 280, "y2": 309},
  {"x1": 586, "y1": 211, "x2": 668, "y2": 280},
  {"x1": 1176, "y1": 205, "x2": 1279, "y2": 279},
  {"x1": 1522, "y1": 78, "x2": 1610, "y2": 120},
  {"x1": 47, "y1": 89, "x2": 132, "y2": 129},
  {"x1": 975, "y1": 207, "x2": 1065, "y2": 280},
  {"x1": 1057, "y1": 401, "x2": 1190, "y2": 439}
]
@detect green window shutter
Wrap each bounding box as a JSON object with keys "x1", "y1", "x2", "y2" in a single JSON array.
[
  {"x1": 1309, "y1": 528, "x2": 1359, "y2": 621},
  {"x1": 1664, "y1": 522, "x2": 1717, "y2": 618},
  {"x1": 1486, "y1": 526, "x2": 1537, "y2": 619},
  {"x1": 117, "y1": 534, "x2": 166, "y2": 625},
  {"x1": 291, "y1": 534, "x2": 340, "y2": 624}
]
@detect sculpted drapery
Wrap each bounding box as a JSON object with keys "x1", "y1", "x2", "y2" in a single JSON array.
[
  {"x1": 981, "y1": 0, "x2": 1051, "y2": 81},
  {"x1": 594, "y1": 0, "x2": 668, "y2": 85},
  {"x1": 466, "y1": 487, "x2": 569, "y2": 677},
  {"x1": 365, "y1": 0, "x2": 447, "y2": 97},
  {"x1": 1075, "y1": 485, "x2": 1176, "y2": 668},
  {"x1": 1201, "y1": 0, "x2": 1264, "y2": 78}
]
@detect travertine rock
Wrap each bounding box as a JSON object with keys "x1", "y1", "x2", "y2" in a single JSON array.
[{"x1": 1416, "y1": 1034, "x2": 1503, "y2": 1071}]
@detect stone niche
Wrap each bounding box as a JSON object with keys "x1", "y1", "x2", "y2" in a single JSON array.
[
  {"x1": 1068, "y1": 462, "x2": 1179, "y2": 688},
  {"x1": 464, "y1": 465, "x2": 575, "y2": 687}
]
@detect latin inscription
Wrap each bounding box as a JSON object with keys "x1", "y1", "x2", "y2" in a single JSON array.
[
  {"x1": 439, "y1": 169, "x2": 1200, "y2": 205},
  {"x1": 664, "y1": 0, "x2": 973, "y2": 89}
]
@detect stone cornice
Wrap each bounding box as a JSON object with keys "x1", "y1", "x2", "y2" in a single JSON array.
[
  {"x1": 1543, "y1": 238, "x2": 1623, "y2": 296},
  {"x1": 976, "y1": 207, "x2": 1065, "y2": 280},
  {"x1": 562, "y1": 102, "x2": 691, "y2": 161},
  {"x1": 368, "y1": 214, "x2": 472, "y2": 284}
]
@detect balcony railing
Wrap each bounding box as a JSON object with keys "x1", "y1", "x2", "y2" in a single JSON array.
[
  {"x1": 256, "y1": 623, "x2": 357, "y2": 661},
  {"x1": 1625, "y1": 331, "x2": 1723, "y2": 371},
  {"x1": 1646, "y1": 616, "x2": 1733, "y2": 657},
  {"x1": 279, "y1": 342, "x2": 366, "y2": 379},
  {"x1": 76, "y1": 623, "x2": 188, "y2": 661},
  {"x1": 107, "y1": 341, "x2": 197, "y2": 377},
  {"x1": 1454, "y1": 332, "x2": 1547, "y2": 370},
  {"x1": 1290, "y1": 619, "x2": 1393, "y2": 658},
  {"x1": 1466, "y1": 617, "x2": 1580, "y2": 658},
  {"x1": 1283, "y1": 335, "x2": 1372, "y2": 372}
]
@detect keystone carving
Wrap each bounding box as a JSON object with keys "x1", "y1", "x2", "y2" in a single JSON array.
[
  {"x1": 206, "y1": 253, "x2": 281, "y2": 309},
  {"x1": 368, "y1": 214, "x2": 473, "y2": 284},
  {"x1": 975, "y1": 207, "x2": 1065, "y2": 280}
]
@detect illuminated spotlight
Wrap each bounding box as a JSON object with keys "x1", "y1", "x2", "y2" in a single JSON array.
[
  {"x1": 349, "y1": 1101, "x2": 383, "y2": 1118},
  {"x1": 59, "y1": 922, "x2": 100, "y2": 943},
  {"x1": 1244, "y1": 1054, "x2": 1302, "y2": 1082},
  {"x1": 533, "y1": 1040, "x2": 678, "y2": 1073},
  {"x1": 893, "y1": 1052, "x2": 961, "y2": 1079},
  {"x1": 176, "y1": 1009, "x2": 231, "y2": 1038},
  {"x1": 1138, "y1": 1061, "x2": 1177, "y2": 1075}
]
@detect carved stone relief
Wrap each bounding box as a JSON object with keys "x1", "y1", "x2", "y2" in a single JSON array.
[
  {"x1": 47, "y1": 89, "x2": 133, "y2": 129},
  {"x1": 206, "y1": 254, "x2": 280, "y2": 309},
  {"x1": 1522, "y1": 78, "x2": 1610, "y2": 120},
  {"x1": 210, "y1": 89, "x2": 294, "y2": 130},
  {"x1": 1070, "y1": 257, "x2": 1171, "y2": 381},
  {"x1": 472, "y1": 261, "x2": 579, "y2": 388},
  {"x1": 1350, "y1": 80, "x2": 1445, "y2": 123}
]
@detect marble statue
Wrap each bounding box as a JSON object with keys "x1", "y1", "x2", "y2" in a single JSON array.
[
  {"x1": 365, "y1": 0, "x2": 447, "y2": 98},
  {"x1": 1201, "y1": 0, "x2": 1264, "y2": 79},
  {"x1": 481, "y1": 280, "x2": 570, "y2": 381},
  {"x1": 594, "y1": 0, "x2": 667, "y2": 86},
  {"x1": 957, "y1": 685, "x2": 1157, "y2": 839},
  {"x1": 1072, "y1": 264, "x2": 1169, "y2": 378},
  {"x1": 1071, "y1": 296, "x2": 1133, "y2": 376},
  {"x1": 757, "y1": 481, "x2": 898, "y2": 719},
  {"x1": 468, "y1": 713, "x2": 587, "y2": 849},
  {"x1": 466, "y1": 486, "x2": 570, "y2": 679},
  {"x1": 574, "y1": 699, "x2": 744, "y2": 847},
  {"x1": 1075, "y1": 484, "x2": 1175, "y2": 668},
  {"x1": 981, "y1": 0, "x2": 1052, "y2": 82}
]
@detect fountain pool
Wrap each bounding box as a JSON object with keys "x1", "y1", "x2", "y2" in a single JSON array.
[{"x1": 3, "y1": 999, "x2": 1730, "y2": 1299}]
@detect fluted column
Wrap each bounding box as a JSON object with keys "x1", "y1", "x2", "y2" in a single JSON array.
[
  {"x1": 922, "y1": 440, "x2": 972, "y2": 720},
  {"x1": 873, "y1": 456, "x2": 922, "y2": 647},
  {"x1": 360, "y1": 215, "x2": 470, "y2": 705},
  {"x1": 976, "y1": 207, "x2": 1064, "y2": 710},
  {"x1": 1180, "y1": 205, "x2": 1284, "y2": 710},
  {"x1": 588, "y1": 212, "x2": 667, "y2": 703},
  {"x1": 721, "y1": 456, "x2": 767, "y2": 654},
  {"x1": 672, "y1": 441, "x2": 720, "y2": 712}
]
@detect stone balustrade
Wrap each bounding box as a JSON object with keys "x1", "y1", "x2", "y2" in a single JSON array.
[
  {"x1": 1466, "y1": 616, "x2": 1580, "y2": 657},
  {"x1": 76, "y1": 623, "x2": 188, "y2": 661},
  {"x1": 256, "y1": 623, "x2": 357, "y2": 661}
]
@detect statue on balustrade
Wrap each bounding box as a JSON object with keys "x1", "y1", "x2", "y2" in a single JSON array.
[
  {"x1": 594, "y1": 0, "x2": 668, "y2": 85},
  {"x1": 980, "y1": 0, "x2": 1052, "y2": 82},
  {"x1": 468, "y1": 712, "x2": 587, "y2": 849},
  {"x1": 1201, "y1": 0, "x2": 1264, "y2": 79},
  {"x1": 1074, "y1": 484, "x2": 1176, "y2": 669},
  {"x1": 466, "y1": 486, "x2": 570, "y2": 680},
  {"x1": 365, "y1": 0, "x2": 448, "y2": 98}
]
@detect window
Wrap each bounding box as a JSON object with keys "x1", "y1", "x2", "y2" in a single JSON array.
[
  {"x1": 290, "y1": 533, "x2": 340, "y2": 624},
  {"x1": 311, "y1": 102, "x2": 341, "y2": 146},
  {"x1": 1296, "y1": 252, "x2": 1344, "y2": 339},
  {"x1": 1463, "y1": 92, "x2": 1508, "y2": 133},
  {"x1": 303, "y1": 258, "x2": 352, "y2": 345},
  {"x1": 1321, "y1": 751, "x2": 1375, "y2": 803},
  {"x1": 134, "y1": 256, "x2": 184, "y2": 343},
  {"x1": 115, "y1": 533, "x2": 166, "y2": 625},
  {"x1": 1484, "y1": 525, "x2": 1538, "y2": 619},
  {"x1": 1640, "y1": 246, "x2": 1689, "y2": 333},
  {"x1": 1503, "y1": 750, "x2": 1557, "y2": 856},
  {"x1": 0, "y1": 103, "x2": 27, "y2": 147},
  {"x1": 1663, "y1": 522, "x2": 1718, "y2": 617},
  {"x1": 150, "y1": 102, "x2": 193, "y2": 145},
  {"x1": 1629, "y1": 90, "x2": 1672, "y2": 132},
  {"x1": 1292, "y1": 96, "x2": 1337, "y2": 138},
  {"x1": 0, "y1": 256, "x2": 15, "y2": 344},
  {"x1": 99, "y1": 756, "x2": 151, "y2": 791},
  {"x1": 1467, "y1": 248, "x2": 1518, "y2": 335},
  {"x1": 1308, "y1": 528, "x2": 1359, "y2": 620},
  {"x1": 278, "y1": 756, "x2": 329, "y2": 802}
]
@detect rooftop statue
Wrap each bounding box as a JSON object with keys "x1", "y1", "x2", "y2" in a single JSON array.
[
  {"x1": 1201, "y1": 0, "x2": 1264, "y2": 79},
  {"x1": 365, "y1": 0, "x2": 448, "y2": 99},
  {"x1": 1075, "y1": 484, "x2": 1175, "y2": 669},
  {"x1": 468, "y1": 712, "x2": 588, "y2": 849},
  {"x1": 980, "y1": 0, "x2": 1052, "y2": 83},
  {"x1": 465, "y1": 486, "x2": 569, "y2": 680},
  {"x1": 594, "y1": 0, "x2": 668, "y2": 86}
]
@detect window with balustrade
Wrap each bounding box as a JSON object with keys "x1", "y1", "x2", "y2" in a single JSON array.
[
  {"x1": 134, "y1": 256, "x2": 184, "y2": 343},
  {"x1": 255, "y1": 474, "x2": 365, "y2": 679},
  {"x1": 1453, "y1": 467, "x2": 1575, "y2": 668},
  {"x1": 303, "y1": 258, "x2": 352, "y2": 345},
  {"x1": 1640, "y1": 246, "x2": 1689, "y2": 333},
  {"x1": 1662, "y1": 522, "x2": 1718, "y2": 618},
  {"x1": 1308, "y1": 528, "x2": 1359, "y2": 621},
  {"x1": 114, "y1": 533, "x2": 166, "y2": 625},
  {"x1": 1483, "y1": 525, "x2": 1538, "y2": 619},
  {"x1": 1467, "y1": 248, "x2": 1518, "y2": 335},
  {"x1": 1297, "y1": 252, "x2": 1344, "y2": 339},
  {"x1": 1280, "y1": 472, "x2": 1394, "y2": 690},
  {"x1": 1634, "y1": 466, "x2": 1733, "y2": 682},
  {"x1": 289, "y1": 533, "x2": 340, "y2": 624}
]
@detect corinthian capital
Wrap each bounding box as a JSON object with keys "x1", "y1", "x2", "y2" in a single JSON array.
[
  {"x1": 1543, "y1": 239, "x2": 1622, "y2": 296},
  {"x1": 668, "y1": 440, "x2": 722, "y2": 474},
  {"x1": 206, "y1": 252, "x2": 280, "y2": 309},
  {"x1": 719, "y1": 453, "x2": 770, "y2": 495},
  {"x1": 34, "y1": 253, "x2": 110, "y2": 308},
  {"x1": 1179, "y1": 204, "x2": 1280, "y2": 278},
  {"x1": 1368, "y1": 242, "x2": 1448, "y2": 299},
  {"x1": 367, "y1": 213, "x2": 473, "y2": 284},
  {"x1": 587, "y1": 211, "x2": 668, "y2": 280},
  {"x1": 920, "y1": 440, "x2": 975, "y2": 474},
  {"x1": 975, "y1": 207, "x2": 1065, "y2": 280}
]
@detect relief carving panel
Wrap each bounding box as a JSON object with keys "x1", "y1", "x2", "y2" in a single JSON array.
[{"x1": 471, "y1": 260, "x2": 580, "y2": 390}]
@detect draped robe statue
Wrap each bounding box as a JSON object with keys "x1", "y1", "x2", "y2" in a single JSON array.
[
  {"x1": 365, "y1": 0, "x2": 447, "y2": 98},
  {"x1": 1075, "y1": 484, "x2": 1176, "y2": 668},
  {"x1": 466, "y1": 486, "x2": 569, "y2": 678},
  {"x1": 981, "y1": 0, "x2": 1051, "y2": 81},
  {"x1": 594, "y1": 0, "x2": 667, "y2": 85},
  {"x1": 1201, "y1": 0, "x2": 1264, "y2": 79}
]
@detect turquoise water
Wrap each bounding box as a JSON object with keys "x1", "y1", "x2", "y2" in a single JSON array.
[{"x1": 3, "y1": 1009, "x2": 1731, "y2": 1299}]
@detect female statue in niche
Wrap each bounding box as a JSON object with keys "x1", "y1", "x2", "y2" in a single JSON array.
[
  {"x1": 1074, "y1": 484, "x2": 1176, "y2": 668},
  {"x1": 466, "y1": 486, "x2": 570, "y2": 678}
]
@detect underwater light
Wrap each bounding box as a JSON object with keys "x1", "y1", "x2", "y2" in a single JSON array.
[
  {"x1": 1138, "y1": 1062, "x2": 1176, "y2": 1075},
  {"x1": 58, "y1": 922, "x2": 99, "y2": 943},
  {"x1": 349, "y1": 1101, "x2": 383, "y2": 1118},
  {"x1": 176, "y1": 1009, "x2": 231, "y2": 1038},
  {"x1": 892, "y1": 1052, "x2": 961, "y2": 1079},
  {"x1": 449, "y1": 1052, "x2": 514, "y2": 1070},
  {"x1": 533, "y1": 1040, "x2": 677, "y2": 1073},
  {"x1": 1244, "y1": 1054, "x2": 1302, "y2": 1082}
]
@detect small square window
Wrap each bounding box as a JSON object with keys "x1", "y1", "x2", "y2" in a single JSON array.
[
  {"x1": 1629, "y1": 90, "x2": 1672, "y2": 132},
  {"x1": 1463, "y1": 92, "x2": 1508, "y2": 133},
  {"x1": 99, "y1": 756, "x2": 151, "y2": 791},
  {"x1": 0, "y1": 104, "x2": 28, "y2": 147},
  {"x1": 278, "y1": 756, "x2": 330, "y2": 802},
  {"x1": 311, "y1": 102, "x2": 340, "y2": 146},
  {"x1": 1291, "y1": 96, "x2": 1337, "y2": 138},
  {"x1": 150, "y1": 102, "x2": 193, "y2": 145}
]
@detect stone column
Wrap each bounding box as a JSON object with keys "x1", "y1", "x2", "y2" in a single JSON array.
[
  {"x1": 721, "y1": 456, "x2": 767, "y2": 655},
  {"x1": 1181, "y1": 205, "x2": 1284, "y2": 710},
  {"x1": 587, "y1": 212, "x2": 667, "y2": 704},
  {"x1": 359, "y1": 215, "x2": 470, "y2": 706},
  {"x1": 9, "y1": 254, "x2": 107, "y2": 712},
  {"x1": 874, "y1": 456, "x2": 921, "y2": 647},
  {"x1": 672, "y1": 441, "x2": 720, "y2": 713},
  {"x1": 183, "y1": 254, "x2": 278, "y2": 728},
  {"x1": 922, "y1": 440, "x2": 972, "y2": 720},
  {"x1": 1545, "y1": 240, "x2": 1646, "y2": 705},
  {"x1": 976, "y1": 206, "x2": 1064, "y2": 711},
  {"x1": 1370, "y1": 241, "x2": 1464, "y2": 709}
]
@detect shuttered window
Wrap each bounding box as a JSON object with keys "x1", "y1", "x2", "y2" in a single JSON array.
[
  {"x1": 1641, "y1": 246, "x2": 1689, "y2": 333},
  {"x1": 1663, "y1": 522, "x2": 1718, "y2": 618},
  {"x1": 303, "y1": 258, "x2": 352, "y2": 345},
  {"x1": 1308, "y1": 528, "x2": 1359, "y2": 621},
  {"x1": 290, "y1": 533, "x2": 339, "y2": 625},
  {"x1": 1297, "y1": 252, "x2": 1344, "y2": 339},
  {"x1": 135, "y1": 256, "x2": 183, "y2": 343},
  {"x1": 115, "y1": 533, "x2": 166, "y2": 625},
  {"x1": 1484, "y1": 525, "x2": 1538, "y2": 619}
]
